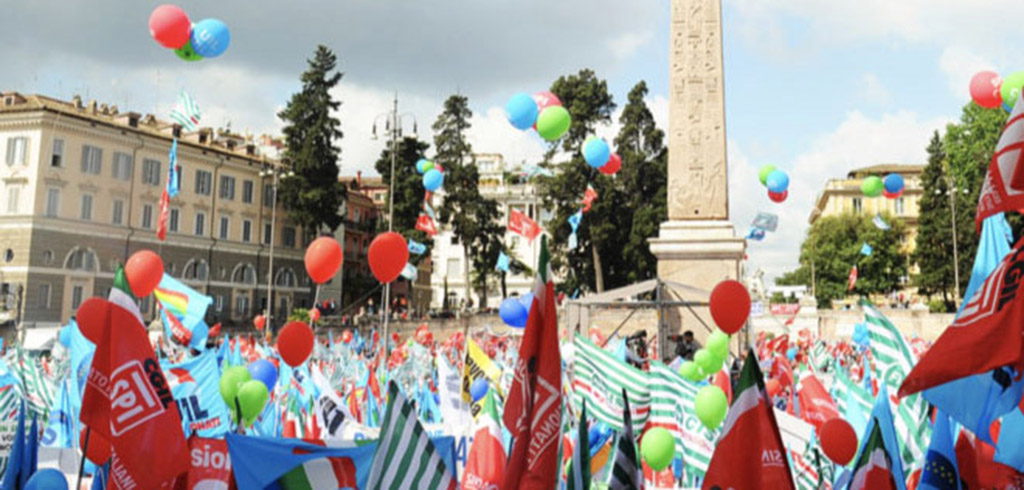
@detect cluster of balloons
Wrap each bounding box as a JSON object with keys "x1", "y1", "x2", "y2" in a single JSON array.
[
  {"x1": 970, "y1": 70, "x2": 1024, "y2": 112},
  {"x1": 758, "y1": 165, "x2": 789, "y2": 203},
  {"x1": 505, "y1": 91, "x2": 572, "y2": 142},
  {"x1": 499, "y1": 292, "x2": 534, "y2": 328},
  {"x1": 583, "y1": 137, "x2": 622, "y2": 175},
  {"x1": 416, "y1": 158, "x2": 445, "y2": 192},
  {"x1": 677, "y1": 330, "x2": 730, "y2": 383},
  {"x1": 861, "y1": 173, "x2": 904, "y2": 199},
  {"x1": 852, "y1": 321, "x2": 869, "y2": 346},
  {"x1": 368, "y1": 232, "x2": 410, "y2": 283},
  {"x1": 219, "y1": 361, "x2": 275, "y2": 426},
  {"x1": 149, "y1": 5, "x2": 230, "y2": 62}
]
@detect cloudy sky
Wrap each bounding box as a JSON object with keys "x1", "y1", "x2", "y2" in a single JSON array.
[{"x1": 1, "y1": 0, "x2": 1019, "y2": 282}]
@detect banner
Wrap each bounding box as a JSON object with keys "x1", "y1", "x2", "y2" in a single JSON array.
[
  {"x1": 187, "y1": 437, "x2": 235, "y2": 490},
  {"x1": 161, "y1": 351, "x2": 231, "y2": 438},
  {"x1": 769, "y1": 304, "x2": 800, "y2": 315},
  {"x1": 461, "y1": 340, "x2": 503, "y2": 416},
  {"x1": 507, "y1": 209, "x2": 541, "y2": 241},
  {"x1": 437, "y1": 356, "x2": 471, "y2": 430}
]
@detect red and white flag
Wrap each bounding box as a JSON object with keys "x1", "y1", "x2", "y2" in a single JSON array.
[
  {"x1": 581, "y1": 184, "x2": 598, "y2": 213},
  {"x1": 416, "y1": 213, "x2": 438, "y2": 236},
  {"x1": 848, "y1": 265, "x2": 858, "y2": 291},
  {"x1": 796, "y1": 371, "x2": 839, "y2": 431},
  {"x1": 463, "y1": 389, "x2": 505, "y2": 490},
  {"x1": 503, "y1": 236, "x2": 561, "y2": 489},
  {"x1": 508, "y1": 209, "x2": 542, "y2": 242},
  {"x1": 976, "y1": 96, "x2": 1024, "y2": 231},
  {"x1": 157, "y1": 188, "x2": 170, "y2": 241}
]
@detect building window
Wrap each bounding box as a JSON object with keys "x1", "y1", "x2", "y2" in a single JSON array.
[
  {"x1": 219, "y1": 216, "x2": 230, "y2": 239},
  {"x1": 276, "y1": 268, "x2": 297, "y2": 287},
  {"x1": 283, "y1": 227, "x2": 296, "y2": 248},
  {"x1": 141, "y1": 204, "x2": 153, "y2": 229},
  {"x1": 42, "y1": 250, "x2": 54, "y2": 265},
  {"x1": 263, "y1": 186, "x2": 274, "y2": 207},
  {"x1": 215, "y1": 295, "x2": 224, "y2": 313},
  {"x1": 142, "y1": 159, "x2": 161, "y2": 186},
  {"x1": 37, "y1": 284, "x2": 50, "y2": 308},
  {"x1": 447, "y1": 258, "x2": 461, "y2": 278},
  {"x1": 235, "y1": 295, "x2": 250, "y2": 317},
  {"x1": 66, "y1": 248, "x2": 96, "y2": 271},
  {"x1": 6, "y1": 185, "x2": 20, "y2": 214},
  {"x1": 852, "y1": 197, "x2": 863, "y2": 214},
  {"x1": 219, "y1": 175, "x2": 235, "y2": 200},
  {"x1": 233, "y1": 264, "x2": 256, "y2": 285},
  {"x1": 169, "y1": 208, "x2": 179, "y2": 232},
  {"x1": 242, "y1": 220, "x2": 252, "y2": 242},
  {"x1": 5, "y1": 137, "x2": 27, "y2": 166},
  {"x1": 112, "y1": 152, "x2": 133, "y2": 181},
  {"x1": 80, "y1": 194, "x2": 93, "y2": 220},
  {"x1": 263, "y1": 223, "x2": 272, "y2": 245},
  {"x1": 80, "y1": 145, "x2": 102, "y2": 175},
  {"x1": 51, "y1": 139, "x2": 64, "y2": 168},
  {"x1": 450, "y1": 236, "x2": 458, "y2": 245},
  {"x1": 195, "y1": 212, "x2": 206, "y2": 236},
  {"x1": 895, "y1": 197, "x2": 905, "y2": 215},
  {"x1": 195, "y1": 170, "x2": 212, "y2": 196},
  {"x1": 45, "y1": 188, "x2": 60, "y2": 217},
  {"x1": 242, "y1": 180, "x2": 254, "y2": 203},
  {"x1": 71, "y1": 285, "x2": 84, "y2": 310},
  {"x1": 183, "y1": 260, "x2": 209, "y2": 281},
  {"x1": 112, "y1": 199, "x2": 124, "y2": 225}
]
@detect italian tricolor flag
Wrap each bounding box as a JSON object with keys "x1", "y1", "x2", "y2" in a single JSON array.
[
  {"x1": 849, "y1": 421, "x2": 899, "y2": 490},
  {"x1": 463, "y1": 388, "x2": 506, "y2": 489},
  {"x1": 702, "y1": 349, "x2": 796, "y2": 490},
  {"x1": 278, "y1": 453, "x2": 358, "y2": 490}
]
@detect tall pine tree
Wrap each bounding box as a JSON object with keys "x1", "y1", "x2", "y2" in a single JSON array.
[
  {"x1": 375, "y1": 136, "x2": 432, "y2": 242},
  {"x1": 912, "y1": 132, "x2": 955, "y2": 306},
  {"x1": 277, "y1": 45, "x2": 346, "y2": 233},
  {"x1": 433, "y1": 94, "x2": 502, "y2": 307}
]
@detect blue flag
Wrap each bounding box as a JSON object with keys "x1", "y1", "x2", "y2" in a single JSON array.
[
  {"x1": 408, "y1": 239, "x2": 427, "y2": 255},
  {"x1": 225, "y1": 433, "x2": 378, "y2": 489},
  {"x1": 1, "y1": 401, "x2": 25, "y2": 488},
  {"x1": 23, "y1": 414, "x2": 37, "y2": 486},
  {"x1": 41, "y1": 379, "x2": 74, "y2": 448},
  {"x1": 155, "y1": 273, "x2": 214, "y2": 349},
  {"x1": 924, "y1": 213, "x2": 1023, "y2": 446},
  {"x1": 496, "y1": 252, "x2": 510, "y2": 272},
  {"x1": 856, "y1": 385, "x2": 907, "y2": 490},
  {"x1": 168, "y1": 138, "x2": 180, "y2": 197},
  {"x1": 161, "y1": 351, "x2": 231, "y2": 438},
  {"x1": 568, "y1": 209, "x2": 582, "y2": 232},
  {"x1": 919, "y1": 410, "x2": 959, "y2": 490},
  {"x1": 860, "y1": 242, "x2": 873, "y2": 256},
  {"x1": 745, "y1": 227, "x2": 766, "y2": 241},
  {"x1": 996, "y1": 408, "x2": 1024, "y2": 472}
]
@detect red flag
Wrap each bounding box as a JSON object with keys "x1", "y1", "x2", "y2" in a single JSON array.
[
  {"x1": 975, "y1": 100, "x2": 1024, "y2": 231},
  {"x1": 463, "y1": 391, "x2": 505, "y2": 490},
  {"x1": 713, "y1": 369, "x2": 733, "y2": 405},
  {"x1": 581, "y1": 184, "x2": 597, "y2": 213},
  {"x1": 796, "y1": 372, "x2": 839, "y2": 431},
  {"x1": 80, "y1": 298, "x2": 189, "y2": 488},
  {"x1": 784, "y1": 305, "x2": 801, "y2": 326},
  {"x1": 157, "y1": 188, "x2": 170, "y2": 241},
  {"x1": 900, "y1": 240, "x2": 1024, "y2": 397},
  {"x1": 848, "y1": 265, "x2": 858, "y2": 291},
  {"x1": 702, "y1": 350, "x2": 795, "y2": 490},
  {"x1": 186, "y1": 437, "x2": 236, "y2": 490},
  {"x1": 507, "y1": 209, "x2": 541, "y2": 242},
  {"x1": 503, "y1": 237, "x2": 561, "y2": 489},
  {"x1": 415, "y1": 213, "x2": 438, "y2": 236},
  {"x1": 956, "y1": 429, "x2": 1024, "y2": 488}
]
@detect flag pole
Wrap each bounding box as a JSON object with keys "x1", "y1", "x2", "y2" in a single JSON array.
[{"x1": 75, "y1": 426, "x2": 91, "y2": 490}]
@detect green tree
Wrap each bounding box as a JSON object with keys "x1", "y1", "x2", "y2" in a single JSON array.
[
  {"x1": 374, "y1": 136, "x2": 431, "y2": 240},
  {"x1": 277, "y1": 45, "x2": 347, "y2": 233},
  {"x1": 433, "y1": 94, "x2": 503, "y2": 308},
  {"x1": 538, "y1": 69, "x2": 617, "y2": 293},
  {"x1": 778, "y1": 213, "x2": 908, "y2": 307},
  {"x1": 912, "y1": 132, "x2": 957, "y2": 306}
]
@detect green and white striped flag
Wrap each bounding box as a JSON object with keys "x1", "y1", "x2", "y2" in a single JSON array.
[
  {"x1": 366, "y1": 382, "x2": 457, "y2": 490},
  {"x1": 11, "y1": 349, "x2": 55, "y2": 421},
  {"x1": 834, "y1": 368, "x2": 873, "y2": 420},
  {"x1": 168, "y1": 90, "x2": 202, "y2": 131},
  {"x1": 810, "y1": 341, "x2": 830, "y2": 372},
  {"x1": 572, "y1": 336, "x2": 649, "y2": 434},
  {"x1": 648, "y1": 361, "x2": 718, "y2": 486}
]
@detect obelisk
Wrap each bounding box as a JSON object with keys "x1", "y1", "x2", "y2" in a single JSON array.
[{"x1": 649, "y1": 0, "x2": 746, "y2": 351}]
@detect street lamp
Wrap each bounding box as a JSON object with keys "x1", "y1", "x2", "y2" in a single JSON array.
[
  {"x1": 371, "y1": 93, "x2": 417, "y2": 357},
  {"x1": 935, "y1": 180, "x2": 970, "y2": 308},
  {"x1": 259, "y1": 165, "x2": 294, "y2": 333}
]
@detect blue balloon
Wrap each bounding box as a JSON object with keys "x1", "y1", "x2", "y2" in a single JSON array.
[
  {"x1": 58, "y1": 325, "x2": 71, "y2": 347},
  {"x1": 766, "y1": 170, "x2": 789, "y2": 193},
  {"x1": 786, "y1": 346, "x2": 797, "y2": 361},
  {"x1": 883, "y1": 173, "x2": 904, "y2": 194},
  {"x1": 247, "y1": 359, "x2": 278, "y2": 392},
  {"x1": 423, "y1": 169, "x2": 444, "y2": 192},
  {"x1": 519, "y1": 292, "x2": 534, "y2": 313},
  {"x1": 583, "y1": 138, "x2": 611, "y2": 168},
  {"x1": 191, "y1": 19, "x2": 231, "y2": 58},
  {"x1": 470, "y1": 378, "x2": 488, "y2": 402},
  {"x1": 499, "y1": 297, "x2": 528, "y2": 328},
  {"x1": 26, "y1": 468, "x2": 68, "y2": 490},
  {"x1": 505, "y1": 93, "x2": 539, "y2": 130},
  {"x1": 415, "y1": 158, "x2": 429, "y2": 175}
]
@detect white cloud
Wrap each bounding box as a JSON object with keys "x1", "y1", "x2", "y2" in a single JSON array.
[
  {"x1": 938, "y1": 46, "x2": 998, "y2": 97},
  {"x1": 730, "y1": 110, "x2": 952, "y2": 281}
]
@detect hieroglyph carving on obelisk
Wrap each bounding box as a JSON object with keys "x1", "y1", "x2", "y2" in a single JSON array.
[{"x1": 668, "y1": 0, "x2": 728, "y2": 220}]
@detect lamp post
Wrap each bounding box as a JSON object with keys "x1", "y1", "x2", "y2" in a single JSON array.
[
  {"x1": 260, "y1": 166, "x2": 294, "y2": 332},
  {"x1": 936, "y1": 176, "x2": 969, "y2": 308},
  {"x1": 371, "y1": 93, "x2": 417, "y2": 357}
]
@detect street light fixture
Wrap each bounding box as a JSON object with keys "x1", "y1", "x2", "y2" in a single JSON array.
[
  {"x1": 935, "y1": 180, "x2": 970, "y2": 308},
  {"x1": 260, "y1": 165, "x2": 295, "y2": 333},
  {"x1": 371, "y1": 93, "x2": 417, "y2": 358}
]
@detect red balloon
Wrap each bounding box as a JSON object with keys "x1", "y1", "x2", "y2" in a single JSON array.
[
  {"x1": 533, "y1": 91, "x2": 562, "y2": 112},
  {"x1": 148, "y1": 5, "x2": 192, "y2": 49},
  {"x1": 278, "y1": 321, "x2": 314, "y2": 367},
  {"x1": 368, "y1": 232, "x2": 410, "y2": 283},
  {"x1": 768, "y1": 190, "x2": 788, "y2": 203},
  {"x1": 820, "y1": 418, "x2": 858, "y2": 465},
  {"x1": 766, "y1": 378, "x2": 782, "y2": 397},
  {"x1": 125, "y1": 250, "x2": 164, "y2": 297},
  {"x1": 253, "y1": 314, "x2": 266, "y2": 330},
  {"x1": 76, "y1": 298, "x2": 111, "y2": 344},
  {"x1": 341, "y1": 329, "x2": 353, "y2": 343},
  {"x1": 970, "y1": 71, "x2": 1004, "y2": 109},
  {"x1": 709, "y1": 280, "x2": 751, "y2": 334},
  {"x1": 882, "y1": 188, "x2": 904, "y2": 199},
  {"x1": 309, "y1": 308, "x2": 321, "y2": 323},
  {"x1": 599, "y1": 153, "x2": 622, "y2": 175},
  {"x1": 305, "y1": 237, "x2": 343, "y2": 284},
  {"x1": 81, "y1": 428, "x2": 111, "y2": 465}
]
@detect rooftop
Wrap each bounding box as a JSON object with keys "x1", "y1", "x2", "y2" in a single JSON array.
[{"x1": 846, "y1": 163, "x2": 924, "y2": 179}]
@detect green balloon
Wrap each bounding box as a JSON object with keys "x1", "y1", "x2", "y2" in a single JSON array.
[
  {"x1": 536, "y1": 106, "x2": 571, "y2": 142},
  {"x1": 707, "y1": 330, "x2": 730, "y2": 358},
  {"x1": 1001, "y1": 71, "x2": 1024, "y2": 109},
  {"x1": 758, "y1": 165, "x2": 777, "y2": 186},
  {"x1": 237, "y1": 380, "x2": 270, "y2": 426},
  {"x1": 174, "y1": 40, "x2": 204, "y2": 62},
  {"x1": 694, "y1": 348, "x2": 721, "y2": 375},
  {"x1": 695, "y1": 385, "x2": 728, "y2": 429},
  {"x1": 422, "y1": 160, "x2": 435, "y2": 173},
  {"x1": 678, "y1": 361, "x2": 703, "y2": 381},
  {"x1": 640, "y1": 427, "x2": 675, "y2": 471},
  {"x1": 219, "y1": 366, "x2": 252, "y2": 407},
  {"x1": 861, "y1": 176, "x2": 884, "y2": 197}
]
